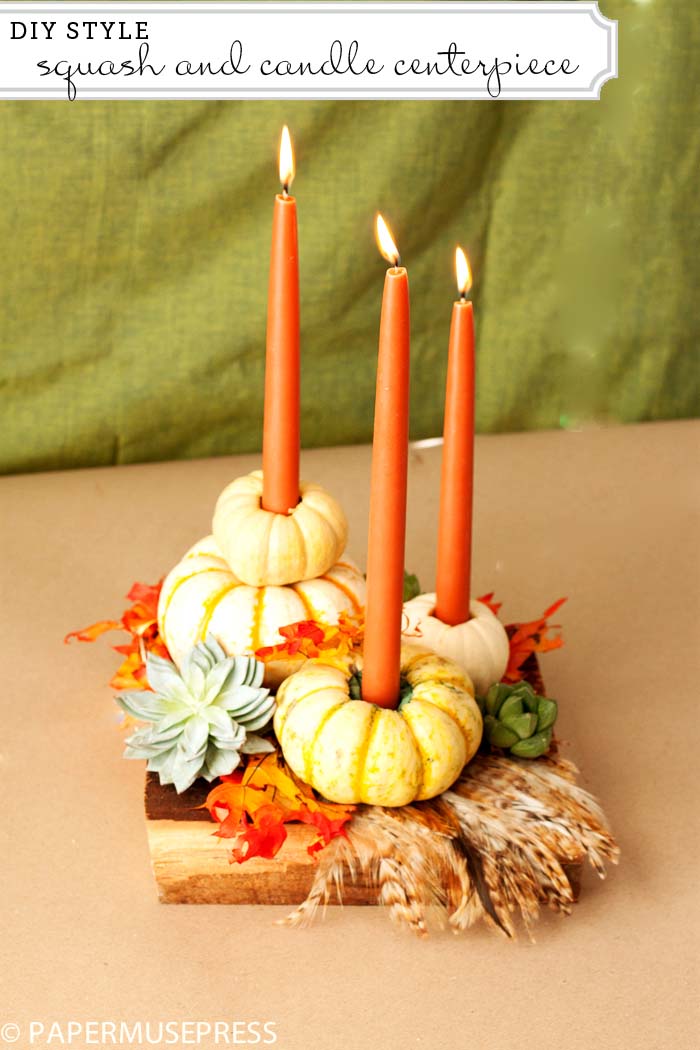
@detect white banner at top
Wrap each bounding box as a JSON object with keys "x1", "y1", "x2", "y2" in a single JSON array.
[{"x1": 0, "y1": 3, "x2": 618, "y2": 101}]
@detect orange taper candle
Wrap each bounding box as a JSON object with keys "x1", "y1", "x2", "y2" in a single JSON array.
[
  {"x1": 435, "y1": 247, "x2": 474, "y2": 626},
  {"x1": 362, "y1": 215, "x2": 410, "y2": 709},
  {"x1": 262, "y1": 126, "x2": 300, "y2": 514}
]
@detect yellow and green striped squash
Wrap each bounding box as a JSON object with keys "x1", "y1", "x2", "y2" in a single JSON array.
[{"x1": 273, "y1": 643, "x2": 483, "y2": 806}]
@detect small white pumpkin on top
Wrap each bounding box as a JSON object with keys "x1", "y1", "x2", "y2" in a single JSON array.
[
  {"x1": 402, "y1": 595, "x2": 509, "y2": 696},
  {"x1": 212, "y1": 470, "x2": 348, "y2": 587},
  {"x1": 158, "y1": 470, "x2": 364, "y2": 690}
]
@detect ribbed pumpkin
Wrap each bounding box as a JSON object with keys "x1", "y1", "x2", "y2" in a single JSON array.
[
  {"x1": 402, "y1": 596, "x2": 509, "y2": 695},
  {"x1": 273, "y1": 643, "x2": 482, "y2": 806},
  {"x1": 212, "y1": 471, "x2": 348, "y2": 587},
  {"x1": 158, "y1": 536, "x2": 366, "y2": 688}
]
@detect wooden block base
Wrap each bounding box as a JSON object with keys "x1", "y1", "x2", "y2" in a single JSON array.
[{"x1": 145, "y1": 773, "x2": 378, "y2": 905}]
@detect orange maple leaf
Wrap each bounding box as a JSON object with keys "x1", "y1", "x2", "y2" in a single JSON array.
[
  {"x1": 64, "y1": 619, "x2": 122, "y2": 643},
  {"x1": 65, "y1": 579, "x2": 167, "y2": 690},
  {"x1": 205, "y1": 753, "x2": 355, "y2": 863},
  {"x1": 255, "y1": 614, "x2": 364, "y2": 669},
  {"x1": 504, "y1": 598, "x2": 567, "y2": 683},
  {"x1": 476, "y1": 592, "x2": 503, "y2": 616}
]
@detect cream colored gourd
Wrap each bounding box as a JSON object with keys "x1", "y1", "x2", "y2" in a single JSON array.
[
  {"x1": 158, "y1": 536, "x2": 366, "y2": 688},
  {"x1": 402, "y1": 596, "x2": 509, "y2": 696},
  {"x1": 274, "y1": 644, "x2": 482, "y2": 806},
  {"x1": 213, "y1": 471, "x2": 348, "y2": 587}
]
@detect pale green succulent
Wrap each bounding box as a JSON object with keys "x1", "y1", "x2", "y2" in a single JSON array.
[{"x1": 116, "y1": 636, "x2": 276, "y2": 793}]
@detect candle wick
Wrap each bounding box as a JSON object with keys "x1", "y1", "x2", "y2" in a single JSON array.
[
  {"x1": 460, "y1": 289, "x2": 467, "y2": 302},
  {"x1": 394, "y1": 253, "x2": 402, "y2": 269},
  {"x1": 281, "y1": 185, "x2": 289, "y2": 198}
]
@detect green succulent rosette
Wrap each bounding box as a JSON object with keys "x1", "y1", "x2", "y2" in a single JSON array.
[
  {"x1": 477, "y1": 681, "x2": 558, "y2": 759},
  {"x1": 116, "y1": 636, "x2": 276, "y2": 793}
]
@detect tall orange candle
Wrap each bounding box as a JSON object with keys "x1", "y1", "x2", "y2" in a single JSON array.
[
  {"x1": 435, "y1": 247, "x2": 474, "y2": 626},
  {"x1": 262, "y1": 126, "x2": 300, "y2": 514},
  {"x1": 362, "y1": 215, "x2": 410, "y2": 710}
]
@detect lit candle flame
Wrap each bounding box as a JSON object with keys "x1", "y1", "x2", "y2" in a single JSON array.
[
  {"x1": 455, "y1": 247, "x2": 472, "y2": 298},
  {"x1": 279, "y1": 126, "x2": 295, "y2": 193},
  {"x1": 375, "y1": 214, "x2": 401, "y2": 267},
  {"x1": 455, "y1": 246, "x2": 472, "y2": 298}
]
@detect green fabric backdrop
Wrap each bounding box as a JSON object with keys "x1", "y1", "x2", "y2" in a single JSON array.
[{"x1": 1, "y1": 1, "x2": 698, "y2": 475}]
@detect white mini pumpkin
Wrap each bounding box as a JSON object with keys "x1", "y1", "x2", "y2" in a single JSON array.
[
  {"x1": 158, "y1": 536, "x2": 366, "y2": 688},
  {"x1": 402, "y1": 595, "x2": 509, "y2": 696},
  {"x1": 212, "y1": 471, "x2": 348, "y2": 587}
]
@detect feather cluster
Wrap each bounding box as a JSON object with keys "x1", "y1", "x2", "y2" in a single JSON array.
[{"x1": 283, "y1": 750, "x2": 619, "y2": 938}]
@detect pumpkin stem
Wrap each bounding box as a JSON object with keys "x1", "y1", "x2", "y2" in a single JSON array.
[{"x1": 348, "y1": 669, "x2": 413, "y2": 707}]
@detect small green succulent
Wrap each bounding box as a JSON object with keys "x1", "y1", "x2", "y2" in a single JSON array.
[
  {"x1": 116, "y1": 636, "x2": 276, "y2": 793},
  {"x1": 403, "y1": 570, "x2": 421, "y2": 602},
  {"x1": 477, "y1": 681, "x2": 558, "y2": 759}
]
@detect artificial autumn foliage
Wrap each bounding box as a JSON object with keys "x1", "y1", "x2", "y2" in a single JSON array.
[
  {"x1": 65, "y1": 580, "x2": 167, "y2": 690},
  {"x1": 476, "y1": 592, "x2": 502, "y2": 617},
  {"x1": 205, "y1": 753, "x2": 355, "y2": 862},
  {"x1": 255, "y1": 614, "x2": 364, "y2": 669},
  {"x1": 504, "y1": 598, "x2": 566, "y2": 683}
]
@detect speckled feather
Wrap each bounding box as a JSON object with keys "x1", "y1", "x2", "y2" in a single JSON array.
[{"x1": 283, "y1": 749, "x2": 619, "y2": 937}]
